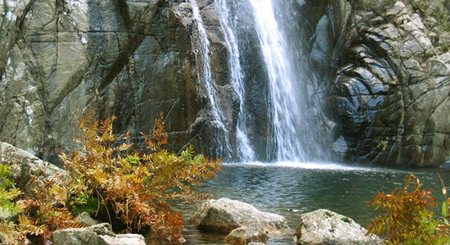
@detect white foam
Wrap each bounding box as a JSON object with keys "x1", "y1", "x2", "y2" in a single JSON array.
[{"x1": 223, "y1": 161, "x2": 384, "y2": 172}]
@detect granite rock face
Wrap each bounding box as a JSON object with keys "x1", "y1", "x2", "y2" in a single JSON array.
[
  {"x1": 0, "y1": 0, "x2": 230, "y2": 160},
  {"x1": 327, "y1": 1, "x2": 450, "y2": 166},
  {"x1": 1, "y1": 0, "x2": 448, "y2": 166}
]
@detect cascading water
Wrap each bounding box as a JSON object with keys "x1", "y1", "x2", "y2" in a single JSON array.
[
  {"x1": 189, "y1": 0, "x2": 232, "y2": 158},
  {"x1": 245, "y1": 0, "x2": 329, "y2": 162},
  {"x1": 215, "y1": 0, "x2": 256, "y2": 162},
  {"x1": 192, "y1": 0, "x2": 329, "y2": 162}
]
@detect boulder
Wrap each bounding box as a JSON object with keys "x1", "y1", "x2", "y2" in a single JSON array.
[
  {"x1": 191, "y1": 198, "x2": 288, "y2": 234},
  {"x1": 296, "y1": 209, "x2": 383, "y2": 245},
  {"x1": 52, "y1": 223, "x2": 145, "y2": 245},
  {"x1": 52, "y1": 223, "x2": 115, "y2": 245},
  {"x1": 76, "y1": 212, "x2": 100, "y2": 227},
  {"x1": 99, "y1": 234, "x2": 146, "y2": 245},
  {"x1": 224, "y1": 226, "x2": 268, "y2": 245},
  {"x1": 0, "y1": 142, "x2": 65, "y2": 187}
]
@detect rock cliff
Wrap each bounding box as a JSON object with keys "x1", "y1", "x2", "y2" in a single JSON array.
[
  {"x1": 0, "y1": 0, "x2": 448, "y2": 166},
  {"x1": 327, "y1": 0, "x2": 450, "y2": 166},
  {"x1": 0, "y1": 0, "x2": 231, "y2": 160}
]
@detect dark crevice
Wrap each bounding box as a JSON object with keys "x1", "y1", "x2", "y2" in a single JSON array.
[{"x1": 96, "y1": 0, "x2": 146, "y2": 93}]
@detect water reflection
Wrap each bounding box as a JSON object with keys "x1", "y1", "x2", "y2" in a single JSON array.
[{"x1": 148, "y1": 163, "x2": 449, "y2": 245}]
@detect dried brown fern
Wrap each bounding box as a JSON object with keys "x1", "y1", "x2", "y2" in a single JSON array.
[{"x1": 59, "y1": 113, "x2": 221, "y2": 243}]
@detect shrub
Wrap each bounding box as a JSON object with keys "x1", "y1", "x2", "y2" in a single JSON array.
[
  {"x1": 0, "y1": 113, "x2": 221, "y2": 244},
  {"x1": 0, "y1": 164, "x2": 22, "y2": 244},
  {"x1": 0, "y1": 163, "x2": 82, "y2": 244},
  {"x1": 368, "y1": 174, "x2": 450, "y2": 245},
  {"x1": 0, "y1": 164, "x2": 22, "y2": 219},
  {"x1": 59, "y1": 113, "x2": 222, "y2": 243}
]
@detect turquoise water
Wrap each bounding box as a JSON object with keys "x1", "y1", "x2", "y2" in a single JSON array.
[{"x1": 149, "y1": 162, "x2": 449, "y2": 244}]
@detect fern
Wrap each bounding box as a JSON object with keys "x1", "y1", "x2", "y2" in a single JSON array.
[
  {"x1": 0, "y1": 164, "x2": 22, "y2": 220},
  {"x1": 0, "y1": 221, "x2": 20, "y2": 245},
  {"x1": 369, "y1": 175, "x2": 450, "y2": 244},
  {"x1": 59, "y1": 113, "x2": 222, "y2": 243},
  {"x1": 0, "y1": 113, "x2": 221, "y2": 244}
]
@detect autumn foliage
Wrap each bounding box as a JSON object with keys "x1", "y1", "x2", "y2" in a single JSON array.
[
  {"x1": 0, "y1": 164, "x2": 83, "y2": 244},
  {"x1": 0, "y1": 113, "x2": 221, "y2": 244},
  {"x1": 368, "y1": 174, "x2": 450, "y2": 244},
  {"x1": 60, "y1": 113, "x2": 222, "y2": 242}
]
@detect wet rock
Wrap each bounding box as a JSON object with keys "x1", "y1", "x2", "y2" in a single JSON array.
[
  {"x1": 296, "y1": 209, "x2": 383, "y2": 245},
  {"x1": 52, "y1": 223, "x2": 145, "y2": 245},
  {"x1": 191, "y1": 198, "x2": 288, "y2": 234},
  {"x1": 328, "y1": 0, "x2": 450, "y2": 166},
  {"x1": 355, "y1": 0, "x2": 396, "y2": 12},
  {"x1": 224, "y1": 226, "x2": 269, "y2": 245}
]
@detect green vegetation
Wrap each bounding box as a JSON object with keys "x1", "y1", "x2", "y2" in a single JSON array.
[
  {"x1": 0, "y1": 164, "x2": 21, "y2": 218},
  {"x1": 0, "y1": 163, "x2": 79, "y2": 244},
  {"x1": 368, "y1": 174, "x2": 450, "y2": 245},
  {"x1": 0, "y1": 113, "x2": 221, "y2": 244},
  {"x1": 0, "y1": 164, "x2": 22, "y2": 244}
]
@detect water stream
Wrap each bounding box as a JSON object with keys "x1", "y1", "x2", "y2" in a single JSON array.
[
  {"x1": 190, "y1": 0, "x2": 232, "y2": 158},
  {"x1": 248, "y1": 0, "x2": 328, "y2": 162},
  {"x1": 215, "y1": 0, "x2": 256, "y2": 162}
]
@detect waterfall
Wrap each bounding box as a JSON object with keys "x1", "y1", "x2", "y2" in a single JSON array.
[
  {"x1": 247, "y1": 0, "x2": 327, "y2": 162},
  {"x1": 191, "y1": 0, "x2": 329, "y2": 162},
  {"x1": 190, "y1": 0, "x2": 232, "y2": 158},
  {"x1": 215, "y1": 0, "x2": 256, "y2": 162}
]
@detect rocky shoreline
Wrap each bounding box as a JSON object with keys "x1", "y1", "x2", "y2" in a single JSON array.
[
  {"x1": 0, "y1": 142, "x2": 386, "y2": 245},
  {"x1": 46, "y1": 198, "x2": 386, "y2": 245},
  {"x1": 190, "y1": 198, "x2": 383, "y2": 245},
  {"x1": 52, "y1": 199, "x2": 385, "y2": 245}
]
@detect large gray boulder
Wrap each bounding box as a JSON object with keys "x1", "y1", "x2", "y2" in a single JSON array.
[
  {"x1": 52, "y1": 223, "x2": 145, "y2": 245},
  {"x1": 191, "y1": 198, "x2": 288, "y2": 235},
  {"x1": 296, "y1": 209, "x2": 383, "y2": 245}
]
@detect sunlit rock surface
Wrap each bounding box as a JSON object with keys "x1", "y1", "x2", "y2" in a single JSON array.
[
  {"x1": 191, "y1": 198, "x2": 288, "y2": 235},
  {"x1": 0, "y1": 141, "x2": 63, "y2": 183},
  {"x1": 296, "y1": 209, "x2": 383, "y2": 245},
  {"x1": 52, "y1": 223, "x2": 145, "y2": 245}
]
